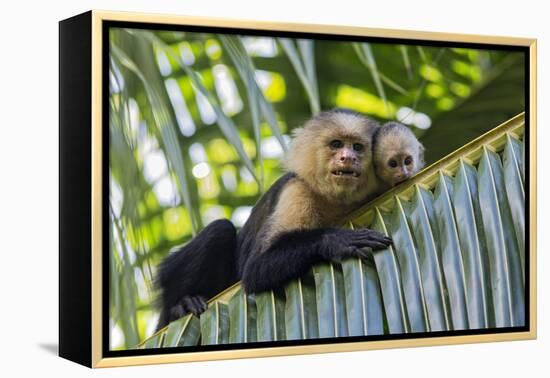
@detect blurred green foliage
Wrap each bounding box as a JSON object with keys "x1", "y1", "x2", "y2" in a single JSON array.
[{"x1": 108, "y1": 26, "x2": 524, "y2": 349}]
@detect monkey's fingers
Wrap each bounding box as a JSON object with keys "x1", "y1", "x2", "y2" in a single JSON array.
[
  {"x1": 354, "y1": 229, "x2": 392, "y2": 243},
  {"x1": 348, "y1": 238, "x2": 391, "y2": 250},
  {"x1": 350, "y1": 232, "x2": 392, "y2": 248},
  {"x1": 169, "y1": 303, "x2": 186, "y2": 320},
  {"x1": 364, "y1": 241, "x2": 392, "y2": 250},
  {"x1": 377, "y1": 237, "x2": 393, "y2": 246},
  {"x1": 182, "y1": 296, "x2": 208, "y2": 316},
  {"x1": 356, "y1": 235, "x2": 392, "y2": 246},
  {"x1": 368, "y1": 233, "x2": 392, "y2": 246},
  {"x1": 195, "y1": 296, "x2": 208, "y2": 314}
]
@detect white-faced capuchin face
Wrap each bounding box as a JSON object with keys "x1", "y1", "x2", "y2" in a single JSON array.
[
  {"x1": 323, "y1": 133, "x2": 369, "y2": 185},
  {"x1": 285, "y1": 110, "x2": 379, "y2": 204}
]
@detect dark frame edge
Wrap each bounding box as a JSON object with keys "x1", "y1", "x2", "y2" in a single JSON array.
[{"x1": 59, "y1": 10, "x2": 93, "y2": 368}]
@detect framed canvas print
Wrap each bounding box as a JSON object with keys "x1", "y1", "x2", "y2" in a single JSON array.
[{"x1": 59, "y1": 10, "x2": 537, "y2": 368}]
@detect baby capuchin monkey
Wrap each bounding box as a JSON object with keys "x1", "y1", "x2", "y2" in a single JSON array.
[
  {"x1": 155, "y1": 109, "x2": 392, "y2": 330},
  {"x1": 372, "y1": 121, "x2": 425, "y2": 193}
]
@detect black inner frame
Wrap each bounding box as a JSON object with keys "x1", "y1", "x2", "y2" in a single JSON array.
[{"x1": 102, "y1": 20, "x2": 531, "y2": 358}]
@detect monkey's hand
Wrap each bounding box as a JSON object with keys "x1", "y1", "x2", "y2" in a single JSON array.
[
  {"x1": 346, "y1": 228, "x2": 392, "y2": 250},
  {"x1": 323, "y1": 228, "x2": 392, "y2": 261},
  {"x1": 169, "y1": 295, "x2": 208, "y2": 320}
]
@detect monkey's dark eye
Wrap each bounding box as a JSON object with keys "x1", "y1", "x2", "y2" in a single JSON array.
[
  {"x1": 404, "y1": 156, "x2": 413, "y2": 166},
  {"x1": 329, "y1": 140, "x2": 343, "y2": 149},
  {"x1": 388, "y1": 159, "x2": 398, "y2": 168},
  {"x1": 353, "y1": 143, "x2": 364, "y2": 152}
]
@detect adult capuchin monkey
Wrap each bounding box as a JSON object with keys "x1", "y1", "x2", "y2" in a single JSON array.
[
  {"x1": 372, "y1": 121, "x2": 425, "y2": 193},
  {"x1": 155, "y1": 109, "x2": 392, "y2": 330}
]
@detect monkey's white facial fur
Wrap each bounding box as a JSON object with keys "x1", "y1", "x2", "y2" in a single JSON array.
[
  {"x1": 285, "y1": 110, "x2": 379, "y2": 205},
  {"x1": 373, "y1": 122, "x2": 425, "y2": 187}
]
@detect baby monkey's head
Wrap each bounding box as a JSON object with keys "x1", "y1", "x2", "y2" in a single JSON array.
[{"x1": 373, "y1": 122, "x2": 425, "y2": 187}]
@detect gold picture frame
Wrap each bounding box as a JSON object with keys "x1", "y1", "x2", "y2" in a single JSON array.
[{"x1": 59, "y1": 9, "x2": 537, "y2": 368}]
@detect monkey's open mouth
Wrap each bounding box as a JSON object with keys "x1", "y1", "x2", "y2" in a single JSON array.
[{"x1": 332, "y1": 169, "x2": 360, "y2": 178}]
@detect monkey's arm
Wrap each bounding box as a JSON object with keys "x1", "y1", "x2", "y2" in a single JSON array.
[
  {"x1": 240, "y1": 180, "x2": 391, "y2": 294},
  {"x1": 241, "y1": 227, "x2": 390, "y2": 293}
]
